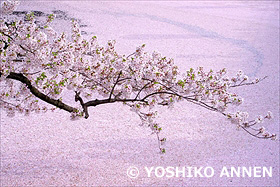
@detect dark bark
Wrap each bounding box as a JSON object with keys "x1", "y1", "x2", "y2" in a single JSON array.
[
  {"x1": 5, "y1": 72, "x2": 77, "y2": 113},
  {"x1": 3, "y1": 72, "x2": 148, "y2": 118}
]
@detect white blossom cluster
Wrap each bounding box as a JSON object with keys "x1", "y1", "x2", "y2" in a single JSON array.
[
  {"x1": 0, "y1": 0, "x2": 19, "y2": 15},
  {"x1": 0, "y1": 1, "x2": 276, "y2": 152}
]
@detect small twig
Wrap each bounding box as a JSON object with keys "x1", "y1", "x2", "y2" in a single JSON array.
[
  {"x1": 0, "y1": 31, "x2": 13, "y2": 40},
  {"x1": 19, "y1": 44, "x2": 35, "y2": 55},
  {"x1": 0, "y1": 99, "x2": 18, "y2": 107},
  {"x1": 141, "y1": 91, "x2": 175, "y2": 101},
  {"x1": 134, "y1": 82, "x2": 151, "y2": 100},
  {"x1": 22, "y1": 71, "x2": 41, "y2": 75},
  {"x1": 240, "y1": 126, "x2": 270, "y2": 139},
  {"x1": 230, "y1": 76, "x2": 268, "y2": 88},
  {"x1": 109, "y1": 71, "x2": 122, "y2": 101},
  {"x1": 126, "y1": 52, "x2": 136, "y2": 59}
]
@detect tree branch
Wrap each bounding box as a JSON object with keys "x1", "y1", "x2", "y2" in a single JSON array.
[
  {"x1": 134, "y1": 82, "x2": 151, "y2": 100},
  {"x1": 75, "y1": 91, "x2": 89, "y2": 118},
  {"x1": 109, "y1": 71, "x2": 122, "y2": 101},
  {"x1": 230, "y1": 76, "x2": 268, "y2": 88},
  {"x1": 5, "y1": 72, "x2": 77, "y2": 113}
]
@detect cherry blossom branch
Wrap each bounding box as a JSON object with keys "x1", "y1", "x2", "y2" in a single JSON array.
[
  {"x1": 4, "y1": 72, "x2": 77, "y2": 113},
  {"x1": 0, "y1": 98, "x2": 18, "y2": 107},
  {"x1": 134, "y1": 82, "x2": 151, "y2": 100},
  {"x1": 230, "y1": 76, "x2": 268, "y2": 88},
  {"x1": 74, "y1": 91, "x2": 89, "y2": 118},
  {"x1": 0, "y1": 2, "x2": 276, "y2": 153},
  {"x1": 109, "y1": 71, "x2": 122, "y2": 101}
]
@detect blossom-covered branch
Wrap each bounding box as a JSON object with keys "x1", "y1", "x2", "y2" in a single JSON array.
[
  {"x1": 0, "y1": 0, "x2": 276, "y2": 153},
  {"x1": 4, "y1": 72, "x2": 77, "y2": 112}
]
